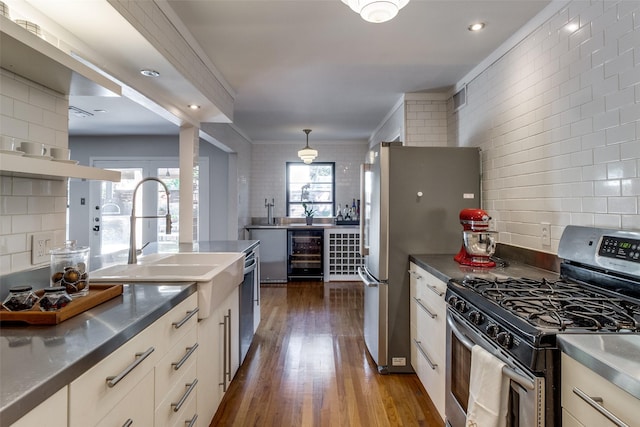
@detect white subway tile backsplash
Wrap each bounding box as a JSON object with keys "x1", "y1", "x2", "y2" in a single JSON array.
[
  {"x1": 608, "y1": 160, "x2": 637, "y2": 179},
  {"x1": 1, "y1": 196, "x2": 28, "y2": 215},
  {"x1": 605, "y1": 122, "x2": 636, "y2": 144},
  {"x1": 608, "y1": 196, "x2": 638, "y2": 213},
  {"x1": 595, "y1": 179, "x2": 621, "y2": 196},
  {"x1": 622, "y1": 178, "x2": 640, "y2": 195}
]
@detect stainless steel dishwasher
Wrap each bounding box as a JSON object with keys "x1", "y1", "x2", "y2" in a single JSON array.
[
  {"x1": 239, "y1": 248, "x2": 258, "y2": 363},
  {"x1": 248, "y1": 228, "x2": 287, "y2": 282}
]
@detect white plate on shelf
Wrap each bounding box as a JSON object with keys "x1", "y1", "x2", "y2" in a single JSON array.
[
  {"x1": 24, "y1": 154, "x2": 52, "y2": 160},
  {"x1": 0, "y1": 149, "x2": 24, "y2": 156},
  {"x1": 52, "y1": 159, "x2": 79, "y2": 165}
]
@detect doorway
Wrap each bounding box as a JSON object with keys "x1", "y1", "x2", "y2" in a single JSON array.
[{"x1": 86, "y1": 159, "x2": 207, "y2": 256}]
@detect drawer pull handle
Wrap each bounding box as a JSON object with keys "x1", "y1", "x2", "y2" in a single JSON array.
[
  {"x1": 413, "y1": 297, "x2": 437, "y2": 318},
  {"x1": 185, "y1": 413, "x2": 198, "y2": 427},
  {"x1": 106, "y1": 347, "x2": 155, "y2": 388},
  {"x1": 123, "y1": 419, "x2": 133, "y2": 427},
  {"x1": 413, "y1": 339, "x2": 437, "y2": 370},
  {"x1": 426, "y1": 283, "x2": 444, "y2": 298},
  {"x1": 172, "y1": 378, "x2": 198, "y2": 412},
  {"x1": 572, "y1": 387, "x2": 629, "y2": 427},
  {"x1": 173, "y1": 308, "x2": 199, "y2": 329},
  {"x1": 172, "y1": 343, "x2": 199, "y2": 371}
]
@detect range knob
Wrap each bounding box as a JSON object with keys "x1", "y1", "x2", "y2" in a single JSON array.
[
  {"x1": 486, "y1": 323, "x2": 500, "y2": 338},
  {"x1": 454, "y1": 300, "x2": 468, "y2": 313},
  {"x1": 497, "y1": 331, "x2": 513, "y2": 349},
  {"x1": 469, "y1": 311, "x2": 485, "y2": 325},
  {"x1": 447, "y1": 296, "x2": 458, "y2": 306}
]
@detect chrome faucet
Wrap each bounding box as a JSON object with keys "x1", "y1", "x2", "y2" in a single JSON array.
[{"x1": 128, "y1": 177, "x2": 172, "y2": 264}]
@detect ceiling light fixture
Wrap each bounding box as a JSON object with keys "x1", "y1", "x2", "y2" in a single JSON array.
[
  {"x1": 188, "y1": 104, "x2": 200, "y2": 110},
  {"x1": 341, "y1": 0, "x2": 409, "y2": 23},
  {"x1": 468, "y1": 22, "x2": 485, "y2": 31},
  {"x1": 298, "y1": 129, "x2": 318, "y2": 164},
  {"x1": 140, "y1": 69, "x2": 160, "y2": 77}
]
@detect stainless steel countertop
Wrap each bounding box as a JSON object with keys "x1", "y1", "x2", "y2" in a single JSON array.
[
  {"x1": 408, "y1": 254, "x2": 560, "y2": 283},
  {"x1": 0, "y1": 282, "x2": 196, "y2": 426},
  {"x1": 558, "y1": 335, "x2": 640, "y2": 400},
  {"x1": 245, "y1": 224, "x2": 359, "y2": 229}
]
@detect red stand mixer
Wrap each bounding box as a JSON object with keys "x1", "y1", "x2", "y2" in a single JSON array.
[{"x1": 454, "y1": 208, "x2": 497, "y2": 268}]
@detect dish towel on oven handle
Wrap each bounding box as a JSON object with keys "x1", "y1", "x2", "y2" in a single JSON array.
[{"x1": 466, "y1": 345, "x2": 509, "y2": 427}]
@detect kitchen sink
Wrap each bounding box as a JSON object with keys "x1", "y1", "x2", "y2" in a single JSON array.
[
  {"x1": 90, "y1": 251, "x2": 245, "y2": 319},
  {"x1": 89, "y1": 263, "x2": 218, "y2": 281}
]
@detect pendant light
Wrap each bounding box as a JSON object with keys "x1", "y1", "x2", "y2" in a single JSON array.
[
  {"x1": 298, "y1": 129, "x2": 318, "y2": 164},
  {"x1": 341, "y1": 0, "x2": 409, "y2": 23}
]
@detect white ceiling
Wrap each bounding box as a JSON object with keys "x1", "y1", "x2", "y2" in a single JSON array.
[{"x1": 17, "y1": 0, "x2": 554, "y2": 143}]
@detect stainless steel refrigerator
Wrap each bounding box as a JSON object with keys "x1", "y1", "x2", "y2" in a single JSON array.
[{"x1": 358, "y1": 143, "x2": 480, "y2": 373}]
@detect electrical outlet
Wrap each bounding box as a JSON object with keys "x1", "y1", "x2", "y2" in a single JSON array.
[
  {"x1": 31, "y1": 232, "x2": 54, "y2": 264},
  {"x1": 540, "y1": 222, "x2": 551, "y2": 247}
]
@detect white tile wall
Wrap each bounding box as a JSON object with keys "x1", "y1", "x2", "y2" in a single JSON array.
[
  {"x1": 404, "y1": 98, "x2": 449, "y2": 147},
  {"x1": 451, "y1": 0, "x2": 640, "y2": 252},
  {"x1": 250, "y1": 142, "x2": 368, "y2": 219},
  {"x1": 0, "y1": 69, "x2": 69, "y2": 273}
]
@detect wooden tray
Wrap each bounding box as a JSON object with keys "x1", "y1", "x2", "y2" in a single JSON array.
[{"x1": 0, "y1": 283, "x2": 123, "y2": 325}]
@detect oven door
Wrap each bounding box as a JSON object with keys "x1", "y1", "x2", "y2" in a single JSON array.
[{"x1": 445, "y1": 309, "x2": 545, "y2": 427}]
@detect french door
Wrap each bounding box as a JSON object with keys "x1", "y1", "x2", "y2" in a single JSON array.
[{"x1": 89, "y1": 160, "x2": 202, "y2": 256}]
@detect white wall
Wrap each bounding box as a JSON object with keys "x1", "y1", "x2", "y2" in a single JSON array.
[
  {"x1": 0, "y1": 69, "x2": 69, "y2": 273},
  {"x1": 250, "y1": 141, "x2": 369, "y2": 219},
  {"x1": 451, "y1": 0, "x2": 640, "y2": 253}
]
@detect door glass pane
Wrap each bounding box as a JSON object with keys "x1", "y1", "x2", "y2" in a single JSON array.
[
  {"x1": 157, "y1": 168, "x2": 180, "y2": 250},
  {"x1": 100, "y1": 168, "x2": 143, "y2": 255}
]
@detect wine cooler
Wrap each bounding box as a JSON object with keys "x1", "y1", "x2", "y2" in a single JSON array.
[{"x1": 287, "y1": 229, "x2": 323, "y2": 281}]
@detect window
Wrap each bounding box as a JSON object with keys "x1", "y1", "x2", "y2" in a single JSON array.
[{"x1": 286, "y1": 162, "x2": 335, "y2": 217}]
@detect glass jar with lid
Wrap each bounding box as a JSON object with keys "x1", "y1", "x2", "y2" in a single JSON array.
[
  {"x1": 51, "y1": 240, "x2": 90, "y2": 297},
  {"x1": 39, "y1": 286, "x2": 72, "y2": 311},
  {"x1": 2, "y1": 285, "x2": 39, "y2": 311}
]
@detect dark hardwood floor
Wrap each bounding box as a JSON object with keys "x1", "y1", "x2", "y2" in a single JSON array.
[{"x1": 210, "y1": 281, "x2": 444, "y2": 427}]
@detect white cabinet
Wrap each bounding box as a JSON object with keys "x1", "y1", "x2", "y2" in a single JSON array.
[
  {"x1": 408, "y1": 262, "x2": 447, "y2": 422},
  {"x1": 10, "y1": 386, "x2": 67, "y2": 427},
  {"x1": 68, "y1": 293, "x2": 198, "y2": 427},
  {"x1": 561, "y1": 353, "x2": 638, "y2": 427},
  {"x1": 197, "y1": 286, "x2": 239, "y2": 427}
]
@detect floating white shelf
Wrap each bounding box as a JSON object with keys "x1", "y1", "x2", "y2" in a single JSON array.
[{"x1": 0, "y1": 154, "x2": 120, "y2": 182}]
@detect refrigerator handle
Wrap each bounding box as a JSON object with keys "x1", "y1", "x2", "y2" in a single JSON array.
[
  {"x1": 357, "y1": 266, "x2": 378, "y2": 287},
  {"x1": 359, "y1": 163, "x2": 370, "y2": 257}
]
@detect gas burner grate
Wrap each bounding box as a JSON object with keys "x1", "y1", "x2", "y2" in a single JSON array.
[{"x1": 458, "y1": 276, "x2": 640, "y2": 332}]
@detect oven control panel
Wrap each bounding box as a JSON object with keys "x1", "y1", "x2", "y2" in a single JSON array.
[{"x1": 599, "y1": 235, "x2": 640, "y2": 263}]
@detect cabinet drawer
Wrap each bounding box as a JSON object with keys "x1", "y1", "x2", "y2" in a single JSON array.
[
  {"x1": 159, "y1": 293, "x2": 199, "y2": 351},
  {"x1": 69, "y1": 321, "x2": 160, "y2": 426},
  {"x1": 94, "y1": 369, "x2": 154, "y2": 427},
  {"x1": 170, "y1": 397, "x2": 197, "y2": 427},
  {"x1": 156, "y1": 359, "x2": 198, "y2": 427},
  {"x1": 561, "y1": 354, "x2": 638, "y2": 427},
  {"x1": 156, "y1": 327, "x2": 199, "y2": 403},
  {"x1": 412, "y1": 338, "x2": 445, "y2": 421}
]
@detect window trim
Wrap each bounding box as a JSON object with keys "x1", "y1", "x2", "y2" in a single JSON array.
[{"x1": 285, "y1": 161, "x2": 336, "y2": 218}]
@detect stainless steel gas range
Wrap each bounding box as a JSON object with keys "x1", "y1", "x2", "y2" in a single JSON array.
[{"x1": 445, "y1": 226, "x2": 640, "y2": 427}]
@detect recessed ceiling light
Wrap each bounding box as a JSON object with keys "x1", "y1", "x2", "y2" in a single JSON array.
[
  {"x1": 188, "y1": 104, "x2": 200, "y2": 110},
  {"x1": 140, "y1": 69, "x2": 160, "y2": 77},
  {"x1": 468, "y1": 22, "x2": 485, "y2": 32}
]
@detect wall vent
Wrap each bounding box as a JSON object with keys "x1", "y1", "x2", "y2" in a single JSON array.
[
  {"x1": 453, "y1": 86, "x2": 467, "y2": 111},
  {"x1": 68, "y1": 106, "x2": 94, "y2": 118}
]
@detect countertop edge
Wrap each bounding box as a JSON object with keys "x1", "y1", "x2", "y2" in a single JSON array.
[{"x1": 558, "y1": 335, "x2": 640, "y2": 400}]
